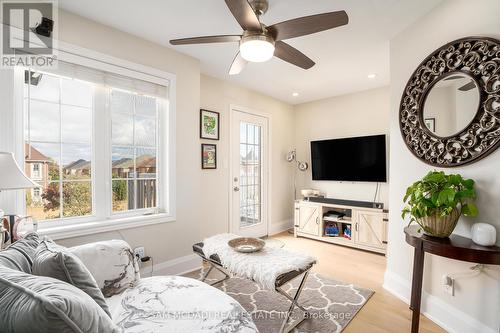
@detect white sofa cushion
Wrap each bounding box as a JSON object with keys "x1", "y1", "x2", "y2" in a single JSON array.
[{"x1": 112, "y1": 276, "x2": 258, "y2": 333}]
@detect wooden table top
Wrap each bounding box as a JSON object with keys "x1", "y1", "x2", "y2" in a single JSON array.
[{"x1": 404, "y1": 225, "x2": 500, "y2": 265}]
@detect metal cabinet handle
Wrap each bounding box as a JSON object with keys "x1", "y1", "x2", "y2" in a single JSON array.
[
  {"x1": 233, "y1": 186, "x2": 240, "y2": 192},
  {"x1": 355, "y1": 223, "x2": 359, "y2": 231}
]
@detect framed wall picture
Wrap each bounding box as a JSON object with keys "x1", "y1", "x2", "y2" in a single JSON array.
[
  {"x1": 424, "y1": 118, "x2": 436, "y2": 133},
  {"x1": 200, "y1": 109, "x2": 220, "y2": 140},
  {"x1": 201, "y1": 144, "x2": 217, "y2": 169}
]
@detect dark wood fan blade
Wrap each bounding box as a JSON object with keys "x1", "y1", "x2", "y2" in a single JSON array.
[
  {"x1": 229, "y1": 52, "x2": 248, "y2": 75},
  {"x1": 170, "y1": 35, "x2": 241, "y2": 45},
  {"x1": 458, "y1": 81, "x2": 476, "y2": 91},
  {"x1": 225, "y1": 0, "x2": 261, "y2": 31},
  {"x1": 274, "y1": 41, "x2": 315, "y2": 69},
  {"x1": 444, "y1": 75, "x2": 465, "y2": 81},
  {"x1": 268, "y1": 11, "x2": 348, "y2": 41}
]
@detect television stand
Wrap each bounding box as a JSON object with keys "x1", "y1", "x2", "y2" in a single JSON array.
[{"x1": 294, "y1": 199, "x2": 388, "y2": 254}]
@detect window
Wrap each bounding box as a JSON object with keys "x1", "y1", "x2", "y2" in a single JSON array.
[
  {"x1": 31, "y1": 163, "x2": 41, "y2": 179},
  {"x1": 25, "y1": 72, "x2": 93, "y2": 220},
  {"x1": 23, "y1": 60, "x2": 169, "y2": 226},
  {"x1": 111, "y1": 90, "x2": 158, "y2": 212}
]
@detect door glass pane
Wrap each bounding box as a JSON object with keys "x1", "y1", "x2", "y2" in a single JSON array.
[{"x1": 239, "y1": 121, "x2": 262, "y2": 228}]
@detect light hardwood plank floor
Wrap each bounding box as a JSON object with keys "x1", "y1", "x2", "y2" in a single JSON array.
[{"x1": 271, "y1": 232, "x2": 446, "y2": 333}]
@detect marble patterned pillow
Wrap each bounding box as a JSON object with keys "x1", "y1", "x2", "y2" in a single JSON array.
[
  {"x1": 69, "y1": 240, "x2": 140, "y2": 297},
  {"x1": 33, "y1": 240, "x2": 111, "y2": 318}
]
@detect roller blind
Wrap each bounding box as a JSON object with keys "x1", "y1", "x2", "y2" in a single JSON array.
[{"x1": 38, "y1": 60, "x2": 168, "y2": 98}]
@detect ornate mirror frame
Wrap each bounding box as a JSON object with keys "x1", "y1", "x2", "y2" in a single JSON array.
[{"x1": 399, "y1": 36, "x2": 500, "y2": 167}]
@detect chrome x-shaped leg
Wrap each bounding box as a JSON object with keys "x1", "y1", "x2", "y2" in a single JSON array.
[
  {"x1": 276, "y1": 270, "x2": 311, "y2": 333},
  {"x1": 198, "y1": 256, "x2": 231, "y2": 286}
]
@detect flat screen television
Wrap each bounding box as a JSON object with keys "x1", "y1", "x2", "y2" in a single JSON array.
[{"x1": 311, "y1": 134, "x2": 387, "y2": 182}]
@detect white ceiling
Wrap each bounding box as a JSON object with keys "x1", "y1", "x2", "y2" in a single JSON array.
[{"x1": 58, "y1": 0, "x2": 442, "y2": 104}]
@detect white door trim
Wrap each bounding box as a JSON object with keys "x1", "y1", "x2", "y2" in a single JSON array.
[{"x1": 228, "y1": 104, "x2": 272, "y2": 236}]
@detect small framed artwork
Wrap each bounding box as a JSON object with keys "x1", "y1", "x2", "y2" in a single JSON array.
[
  {"x1": 201, "y1": 144, "x2": 217, "y2": 169},
  {"x1": 424, "y1": 118, "x2": 436, "y2": 133},
  {"x1": 200, "y1": 109, "x2": 220, "y2": 140}
]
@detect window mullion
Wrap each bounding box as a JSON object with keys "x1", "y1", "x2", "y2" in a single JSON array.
[
  {"x1": 58, "y1": 77, "x2": 63, "y2": 219},
  {"x1": 93, "y1": 86, "x2": 111, "y2": 219}
]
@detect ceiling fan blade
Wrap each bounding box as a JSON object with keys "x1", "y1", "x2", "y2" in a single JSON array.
[
  {"x1": 268, "y1": 11, "x2": 348, "y2": 41},
  {"x1": 170, "y1": 35, "x2": 241, "y2": 45},
  {"x1": 225, "y1": 0, "x2": 261, "y2": 31},
  {"x1": 458, "y1": 81, "x2": 476, "y2": 91},
  {"x1": 229, "y1": 52, "x2": 248, "y2": 75},
  {"x1": 444, "y1": 75, "x2": 465, "y2": 81},
  {"x1": 274, "y1": 41, "x2": 315, "y2": 69}
]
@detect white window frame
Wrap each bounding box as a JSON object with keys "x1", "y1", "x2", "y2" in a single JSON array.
[{"x1": 13, "y1": 41, "x2": 176, "y2": 240}]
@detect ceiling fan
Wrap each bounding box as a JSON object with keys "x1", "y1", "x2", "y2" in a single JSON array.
[
  {"x1": 169, "y1": 0, "x2": 348, "y2": 75},
  {"x1": 443, "y1": 75, "x2": 477, "y2": 91}
]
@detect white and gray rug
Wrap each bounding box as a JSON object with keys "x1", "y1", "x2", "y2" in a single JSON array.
[{"x1": 184, "y1": 267, "x2": 374, "y2": 333}]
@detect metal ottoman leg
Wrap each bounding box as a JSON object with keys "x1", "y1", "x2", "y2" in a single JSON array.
[{"x1": 277, "y1": 270, "x2": 311, "y2": 333}]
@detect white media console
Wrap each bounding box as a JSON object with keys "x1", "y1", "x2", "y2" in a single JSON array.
[{"x1": 294, "y1": 198, "x2": 389, "y2": 254}]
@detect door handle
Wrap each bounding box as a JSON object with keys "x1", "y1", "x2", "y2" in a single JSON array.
[{"x1": 233, "y1": 186, "x2": 240, "y2": 192}]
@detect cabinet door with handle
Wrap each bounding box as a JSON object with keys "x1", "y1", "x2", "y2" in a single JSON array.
[
  {"x1": 295, "y1": 203, "x2": 320, "y2": 236},
  {"x1": 355, "y1": 210, "x2": 386, "y2": 249}
]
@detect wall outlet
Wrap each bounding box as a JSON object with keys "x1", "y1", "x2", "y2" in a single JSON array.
[
  {"x1": 442, "y1": 274, "x2": 454, "y2": 296},
  {"x1": 133, "y1": 246, "x2": 145, "y2": 260}
]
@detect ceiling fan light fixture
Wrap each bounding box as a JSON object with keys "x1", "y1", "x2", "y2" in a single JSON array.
[{"x1": 239, "y1": 35, "x2": 275, "y2": 63}]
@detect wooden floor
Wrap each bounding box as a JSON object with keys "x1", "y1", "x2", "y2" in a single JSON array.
[{"x1": 271, "y1": 232, "x2": 446, "y2": 333}]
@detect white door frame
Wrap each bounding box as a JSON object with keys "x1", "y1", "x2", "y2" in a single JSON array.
[{"x1": 228, "y1": 104, "x2": 272, "y2": 236}]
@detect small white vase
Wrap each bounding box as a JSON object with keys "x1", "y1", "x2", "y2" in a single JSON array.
[{"x1": 471, "y1": 223, "x2": 497, "y2": 246}]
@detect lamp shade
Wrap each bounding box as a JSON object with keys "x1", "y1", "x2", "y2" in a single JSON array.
[{"x1": 0, "y1": 152, "x2": 39, "y2": 190}]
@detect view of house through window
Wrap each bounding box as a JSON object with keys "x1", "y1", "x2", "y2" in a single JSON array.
[
  {"x1": 111, "y1": 89, "x2": 158, "y2": 212},
  {"x1": 24, "y1": 67, "x2": 162, "y2": 222},
  {"x1": 25, "y1": 70, "x2": 93, "y2": 221}
]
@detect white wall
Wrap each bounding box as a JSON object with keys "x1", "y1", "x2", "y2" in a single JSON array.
[
  {"x1": 200, "y1": 75, "x2": 295, "y2": 237},
  {"x1": 385, "y1": 1, "x2": 500, "y2": 332},
  {"x1": 293, "y1": 87, "x2": 390, "y2": 207}
]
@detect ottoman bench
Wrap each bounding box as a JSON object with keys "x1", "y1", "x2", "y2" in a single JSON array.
[{"x1": 193, "y1": 235, "x2": 316, "y2": 333}]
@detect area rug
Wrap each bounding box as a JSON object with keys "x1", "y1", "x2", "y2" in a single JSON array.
[{"x1": 184, "y1": 267, "x2": 374, "y2": 333}]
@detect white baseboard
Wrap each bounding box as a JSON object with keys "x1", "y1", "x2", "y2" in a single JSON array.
[
  {"x1": 383, "y1": 270, "x2": 496, "y2": 333},
  {"x1": 269, "y1": 219, "x2": 293, "y2": 235},
  {"x1": 140, "y1": 254, "x2": 202, "y2": 277}
]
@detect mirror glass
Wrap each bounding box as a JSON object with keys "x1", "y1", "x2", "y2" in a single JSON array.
[{"x1": 423, "y1": 73, "x2": 480, "y2": 137}]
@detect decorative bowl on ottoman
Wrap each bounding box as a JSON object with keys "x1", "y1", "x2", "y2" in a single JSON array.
[
  {"x1": 402, "y1": 171, "x2": 478, "y2": 238},
  {"x1": 228, "y1": 237, "x2": 265, "y2": 253}
]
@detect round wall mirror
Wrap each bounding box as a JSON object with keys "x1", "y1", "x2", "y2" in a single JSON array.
[
  {"x1": 423, "y1": 73, "x2": 480, "y2": 137},
  {"x1": 399, "y1": 37, "x2": 500, "y2": 167}
]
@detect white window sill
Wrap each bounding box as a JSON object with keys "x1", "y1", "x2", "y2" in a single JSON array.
[{"x1": 38, "y1": 213, "x2": 175, "y2": 240}]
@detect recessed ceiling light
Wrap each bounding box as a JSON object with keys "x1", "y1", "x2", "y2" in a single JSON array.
[
  {"x1": 292, "y1": 92, "x2": 299, "y2": 97},
  {"x1": 367, "y1": 73, "x2": 377, "y2": 79}
]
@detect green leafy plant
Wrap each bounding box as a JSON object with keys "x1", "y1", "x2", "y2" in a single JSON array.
[{"x1": 402, "y1": 171, "x2": 478, "y2": 227}]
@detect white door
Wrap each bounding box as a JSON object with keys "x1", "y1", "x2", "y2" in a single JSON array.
[{"x1": 230, "y1": 109, "x2": 269, "y2": 237}]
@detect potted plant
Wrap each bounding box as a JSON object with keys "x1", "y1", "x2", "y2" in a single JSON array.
[{"x1": 402, "y1": 171, "x2": 478, "y2": 237}]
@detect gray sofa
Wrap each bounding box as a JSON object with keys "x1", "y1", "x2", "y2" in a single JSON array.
[{"x1": 0, "y1": 233, "x2": 258, "y2": 333}]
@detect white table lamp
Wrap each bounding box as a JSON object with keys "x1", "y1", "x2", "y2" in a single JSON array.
[{"x1": 0, "y1": 152, "x2": 40, "y2": 219}]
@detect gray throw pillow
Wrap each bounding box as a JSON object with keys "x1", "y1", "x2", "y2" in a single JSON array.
[
  {"x1": 33, "y1": 240, "x2": 111, "y2": 318},
  {"x1": 0, "y1": 267, "x2": 120, "y2": 333},
  {"x1": 0, "y1": 233, "x2": 40, "y2": 273}
]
